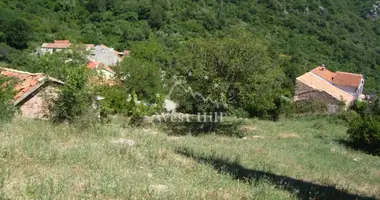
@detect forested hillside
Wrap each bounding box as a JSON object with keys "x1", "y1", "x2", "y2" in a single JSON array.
[{"x1": 1, "y1": 0, "x2": 380, "y2": 93}]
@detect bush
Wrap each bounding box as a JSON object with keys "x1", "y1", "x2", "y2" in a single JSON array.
[
  {"x1": 350, "y1": 100, "x2": 369, "y2": 116},
  {"x1": 51, "y1": 63, "x2": 93, "y2": 124},
  {"x1": 294, "y1": 100, "x2": 328, "y2": 114},
  {"x1": 347, "y1": 116, "x2": 380, "y2": 154},
  {"x1": 0, "y1": 74, "x2": 15, "y2": 126},
  {"x1": 52, "y1": 86, "x2": 93, "y2": 123},
  {"x1": 93, "y1": 84, "x2": 164, "y2": 126},
  {"x1": 338, "y1": 110, "x2": 361, "y2": 124}
]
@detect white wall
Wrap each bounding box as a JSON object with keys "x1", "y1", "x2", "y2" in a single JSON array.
[{"x1": 335, "y1": 85, "x2": 357, "y2": 96}]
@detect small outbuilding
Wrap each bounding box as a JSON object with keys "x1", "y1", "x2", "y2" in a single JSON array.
[{"x1": 1, "y1": 68, "x2": 64, "y2": 119}]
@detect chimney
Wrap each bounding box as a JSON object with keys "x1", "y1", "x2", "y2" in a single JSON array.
[{"x1": 321, "y1": 64, "x2": 326, "y2": 70}]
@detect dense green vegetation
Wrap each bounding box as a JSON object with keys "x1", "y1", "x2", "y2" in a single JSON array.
[
  {"x1": 347, "y1": 99, "x2": 380, "y2": 154},
  {"x1": 1, "y1": 0, "x2": 380, "y2": 93},
  {"x1": 0, "y1": 73, "x2": 15, "y2": 125}
]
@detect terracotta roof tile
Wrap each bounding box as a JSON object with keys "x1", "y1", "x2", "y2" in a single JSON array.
[
  {"x1": 1, "y1": 68, "x2": 46, "y2": 103},
  {"x1": 54, "y1": 40, "x2": 70, "y2": 44},
  {"x1": 88, "y1": 60, "x2": 99, "y2": 70},
  {"x1": 296, "y1": 72, "x2": 355, "y2": 105},
  {"x1": 42, "y1": 40, "x2": 72, "y2": 49},
  {"x1": 87, "y1": 60, "x2": 115, "y2": 74},
  {"x1": 311, "y1": 66, "x2": 335, "y2": 82},
  {"x1": 1, "y1": 68, "x2": 63, "y2": 105},
  {"x1": 333, "y1": 71, "x2": 363, "y2": 88}
]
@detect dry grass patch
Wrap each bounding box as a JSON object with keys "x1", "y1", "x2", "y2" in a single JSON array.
[
  {"x1": 239, "y1": 125, "x2": 256, "y2": 132},
  {"x1": 277, "y1": 132, "x2": 300, "y2": 139}
]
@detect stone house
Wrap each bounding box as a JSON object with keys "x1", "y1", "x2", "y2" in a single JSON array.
[
  {"x1": 1, "y1": 68, "x2": 64, "y2": 119},
  {"x1": 294, "y1": 66, "x2": 364, "y2": 112},
  {"x1": 39, "y1": 40, "x2": 130, "y2": 80},
  {"x1": 87, "y1": 60, "x2": 115, "y2": 79},
  {"x1": 88, "y1": 44, "x2": 129, "y2": 66},
  {"x1": 311, "y1": 66, "x2": 364, "y2": 99},
  {"x1": 40, "y1": 40, "x2": 95, "y2": 55},
  {"x1": 40, "y1": 40, "x2": 72, "y2": 54}
]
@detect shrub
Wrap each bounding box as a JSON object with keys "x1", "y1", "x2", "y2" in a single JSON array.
[
  {"x1": 350, "y1": 100, "x2": 369, "y2": 116},
  {"x1": 94, "y1": 85, "x2": 129, "y2": 116},
  {"x1": 294, "y1": 100, "x2": 328, "y2": 114},
  {"x1": 347, "y1": 116, "x2": 380, "y2": 154},
  {"x1": 0, "y1": 74, "x2": 15, "y2": 125},
  {"x1": 51, "y1": 64, "x2": 93, "y2": 123},
  {"x1": 338, "y1": 110, "x2": 361, "y2": 124},
  {"x1": 52, "y1": 86, "x2": 93, "y2": 123},
  {"x1": 228, "y1": 107, "x2": 250, "y2": 119}
]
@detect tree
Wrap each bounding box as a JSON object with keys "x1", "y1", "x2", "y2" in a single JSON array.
[
  {"x1": 172, "y1": 34, "x2": 285, "y2": 118},
  {"x1": 117, "y1": 56, "x2": 163, "y2": 103},
  {"x1": 148, "y1": 4, "x2": 166, "y2": 29},
  {"x1": 2, "y1": 18, "x2": 31, "y2": 49},
  {"x1": 86, "y1": 0, "x2": 107, "y2": 13},
  {"x1": 52, "y1": 64, "x2": 92, "y2": 123}
]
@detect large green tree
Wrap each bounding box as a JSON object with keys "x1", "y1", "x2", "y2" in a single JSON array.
[
  {"x1": 118, "y1": 57, "x2": 163, "y2": 103},
  {"x1": 171, "y1": 34, "x2": 285, "y2": 117}
]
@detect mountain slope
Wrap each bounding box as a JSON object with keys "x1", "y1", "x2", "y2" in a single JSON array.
[{"x1": 0, "y1": 0, "x2": 380, "y2": 92}]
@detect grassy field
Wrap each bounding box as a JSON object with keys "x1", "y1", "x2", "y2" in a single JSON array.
[{"x1": 0, "y1": 117, "x2": 379, "y2": 199}]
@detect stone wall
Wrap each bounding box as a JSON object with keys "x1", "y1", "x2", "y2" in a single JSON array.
[
  {"x1": 19, "y1": 85, "x2": 59, "y2": 119},
  {"x1": 294, "y1": 80, "x2": 342, "y2": 113}
]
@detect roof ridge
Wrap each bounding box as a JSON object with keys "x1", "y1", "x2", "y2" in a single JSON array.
[
  {"x1": 335, "y1": 71, "x2": 363, "y2": 76},
  {"x1": 308, "y1": 72, "x2": 354, "y2": 97},
  {"x1": 0, "y1": 67, "x2": 46, "y2": 76}
]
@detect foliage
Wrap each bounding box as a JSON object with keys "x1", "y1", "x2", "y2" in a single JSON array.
[
  {"x1": 93, "y1": 85, "x2": 164, "y2": 125},
  {"x1": 1, "y1": 0, "x2": 380, "y2": 93},
  {"x1": 13, "y1": 48, "x2": 88, "y2": 82},
  {"x1": 0, "y1": 8, "x2": 32, "y2": 49},
  {"x1": 347, "y1": 97, "x2": 380, "y2": 154},
  {"x1": 117, "y1": 56, "x2": 163, "y2": 103},
  {"x1": 171, "y1": 34, "x2": 284, "y2": 118},
  {"x1": 294, "y1": 100, "x2": 328, "y2": 114},
  {"x1": 125, "y1": 92, "x2": 163, "y2": 125},
  {"x1": 0, "y1": 74, "x2": 15, "y2": 125},
  {"x1": 347, "y1": 116, "x2": 380, "y2": 154},
  {"x1": 2, "y1": 0, "x2": 380, "y2": 120},
  {"x1": 350, "y1": 100, "x2": 369, "y2": 116},
  {"x1": 93, "y1": 85, "x2": 129, "y2": 116},
  {"x1": 338, "y1": 110, "x2": 361, "y2": 124},
  {"x1": 51, "y1": 61, "x2": 92, "y2": 123}
]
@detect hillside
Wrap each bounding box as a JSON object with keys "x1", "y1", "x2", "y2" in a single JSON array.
[
  {"x1": 1, "y1": 0, "x2": 380, "y2": 93},
  {"x1": 0, "y1": 117, "x2": 379, "y2": 199}
]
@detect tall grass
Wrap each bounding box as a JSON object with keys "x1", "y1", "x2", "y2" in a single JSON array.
[{"x1": 0, "y1": 117, "x2": 379, "y2": 199}]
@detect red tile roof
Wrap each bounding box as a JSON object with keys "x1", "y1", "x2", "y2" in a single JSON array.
[
  {"x1": 0, "y1": 68, "x2": 64, "y2": 105},
  {"x1": 88, "y1": 60, "x2": 98, "y2": 70},
  {"x1": 54, "y1": 40, "x2": 70, "y2": 44},
  {"x1": 332, "y1": 72, "x2": 363, "y2": 88},
  {"x1": 311, "y1": 66, "x2": 363, "y2": 88},
  {"x1": 311, "y1": 66, "x2": 335, "y2": 83},
  {"x1": 42, "y1": 40, "x2": 72, "y2": 49},
  {"x1": 87, "y1": 60, "x2": 115, "y2": 74},
  {"x1": 296, "y1": 72, "x2": 355, "y2": 105}
]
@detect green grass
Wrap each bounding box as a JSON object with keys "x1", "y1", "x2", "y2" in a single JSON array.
[{"x1": 0, "y1": 117, "x2": 379, "y2": 199}]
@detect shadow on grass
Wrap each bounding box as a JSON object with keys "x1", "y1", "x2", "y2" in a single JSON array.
[
  {"x1": 335, "y1": 139, "x2": 380, "y2": 156},
  {"x1": 175, "y1": 148, "x2": 377, "y2": 200},
  {"x1": 161, "y1": 121, "x2": 245, "y2": 137}
]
